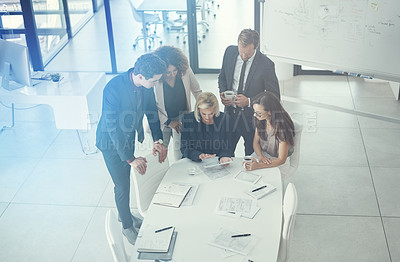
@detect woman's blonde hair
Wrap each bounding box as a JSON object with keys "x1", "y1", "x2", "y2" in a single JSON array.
[{"x1": 194, "y1": 92, "x2": 220, "y2": 122}]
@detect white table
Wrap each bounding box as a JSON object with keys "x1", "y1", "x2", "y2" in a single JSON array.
[
  {"x1": 0, "y1": 72, "x2": 106, "y2": 153},
  {"x1": 132, "y1": 157, "x2": 282, "y2": 262}
]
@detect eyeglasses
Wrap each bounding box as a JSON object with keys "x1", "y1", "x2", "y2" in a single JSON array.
[{"x1": 254, "y1": 111, "x2": 266, "y2": 117}]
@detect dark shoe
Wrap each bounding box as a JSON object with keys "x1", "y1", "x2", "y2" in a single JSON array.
[{"x1": 122, "y1": 226, "x2": 138, "y2": 245}]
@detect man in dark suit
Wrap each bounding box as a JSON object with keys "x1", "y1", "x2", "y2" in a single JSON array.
[
  {"x1": 218, "y1": 29, "x2": 280, "y2": 156},
  {"x1": 96, "y1": 53, "x2": 168, "y2": 245}
]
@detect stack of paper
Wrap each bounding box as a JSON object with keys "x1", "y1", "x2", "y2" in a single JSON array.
[
  {"x1": 208, "y1": 228, "x2": 258, "y2": 255},
  {"x1": 136, "y1": 225, "x2": 175, "y2": 253},
  {"x1": 152, "y1": 184, "x2": 192, "y2": 208}
]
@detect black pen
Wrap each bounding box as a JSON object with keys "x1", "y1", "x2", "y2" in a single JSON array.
[
  {"x1": 252, "y1": 185, "x2": 267, "y2": 192},
  {"x1": 155, "y1": 226, "x2": 173, "y2": 233},
  {"x1": 231, "y1": 233, "x2": 251, "y2": 238}
]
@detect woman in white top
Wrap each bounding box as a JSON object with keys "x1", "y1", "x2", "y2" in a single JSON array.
[
  {"x1": 244, "y1": 91, "x2": 295, "y2": 177},
  {"x1": 153, "y1": 46, "x2": 202, "y2": 160}
]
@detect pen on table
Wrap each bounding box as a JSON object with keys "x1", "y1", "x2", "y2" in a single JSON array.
[
  {"x1": 155, "y1": 226, "x2": 173, "y2": 233},
  {"x1": 231, "y1": 233, "x2": 251, "y2": 238},
  {"x1": 252, "y1": 185, "x2": 267, "y2": 192}
]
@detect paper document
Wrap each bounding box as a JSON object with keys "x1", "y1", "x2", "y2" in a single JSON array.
[
  {"x1": 209, "y1": 228, "x2": 258, "y2": 255},
  {"x1": 216, "y1": 197, "x2": 260, "y2": 219},
  {"x1": 152, "y1": 184, "x2": 192, "y2": 208},
  {"x1": 136, "y1": 225, "x2": 175, "y2": 253}
]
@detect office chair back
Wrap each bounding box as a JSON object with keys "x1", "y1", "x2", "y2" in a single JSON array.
[
  {"x1": 281, "y1": 119, "x2": 303, "y2": 180},
  {"x1": 105, "y1": 209, "x2": 130, "y2": 262},
  {"x1": 132, "y1": 153, "x2": 169, "y2": 217},
  {"x1": 277, "y1": 183, "x2": 298, "y2": 262}
]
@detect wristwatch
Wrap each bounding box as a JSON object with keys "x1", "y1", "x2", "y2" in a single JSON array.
[{"x1": 154, "y1": 139, "x2": 163, "y2": 145}]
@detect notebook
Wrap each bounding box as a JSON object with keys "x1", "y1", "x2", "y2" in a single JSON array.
[
  {"x1": 245, "y1": 183, "x2": 276, "y2": 200},
  {"x1": 152, "y1": 183, "x2": 192, "y2": 208},
  {"x1": 136, "y1": 225, "x2": 175, "y2": 253},
  {"x1": 137, "y1": 231, "x2": 178, "y2": 260}
]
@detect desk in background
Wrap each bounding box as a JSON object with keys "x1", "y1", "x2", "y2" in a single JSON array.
[
  {"x1": 132, "y1": 158, "x2": 282, "y2": 262},
  {"x1": 136, "y1": 0, "x2": 186, "y2": 51},
  {"x1": 0, "y1": 72, "x2": 106, "y2": 153}
]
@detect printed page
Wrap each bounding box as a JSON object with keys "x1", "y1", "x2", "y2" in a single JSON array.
[
  {"x1": 199, "y1": 157, "x2": 232, "y2": 180},
  {"x1": 208, "y1": 228, "x2": 258, "y2": 255},
  {"x1": 216, "y1": 197, "x2": 260, "y2": 219}
]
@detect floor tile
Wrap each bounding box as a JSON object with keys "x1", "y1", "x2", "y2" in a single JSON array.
[
  {"x1": 287, "y1": 166, "x2": 379, "y2": 216},
  {"x1": 71, "y1": 207, "x2": 116, "y2": 262},
  {"x1": 371, "y1": 167, "x2": 400, "y2": 217},
  {"x1": 0, "y1": 122, "x2": 60, "y2": 158},
  {"x1": 300, "y1": 127, "x2": 368, "y2": 166},
  {"x1": 0, "y1": 203, "x2": 8, "y2": 217},
  {"x1": 283, "y1": 96, "x2": 359, "y2": 128},
  {"x1": 283, "y1": 75, "x2": 352, "y2": 97},
  {"x1": 362, "y1": 128, "x2": 400, "y2": 168},
  {"x1": 0, "y1": 103, "x2": 55, "y2": 123},
  {"x1": 355, "y1": 97, "x2": 400, "y2": 129},
  {"x1": 0, "y1": 203, "x2": 94, "y2": 262},
  {"x1": 349, "y1": 78, "x2": 394, "y2": 98},
  {"x1": 383, "y1": 217, "x2": 400, "y2": 262},
  {"x1": 288, "y1": 215, "x2": 391, "y2": 262},
  {"x1": 0, "y1": 157, "x2": 41, "y2": 202},
  {"x1": 44, "y1": 130, "x2": 102, "y2": 160},
  {"x1": 12, "y1": 158, "x2": 109, "y2": 206}
]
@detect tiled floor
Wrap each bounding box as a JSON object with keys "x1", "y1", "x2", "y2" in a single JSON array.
[{"x1": 1, "y1": 74, "x2": 399, "y2": 261}]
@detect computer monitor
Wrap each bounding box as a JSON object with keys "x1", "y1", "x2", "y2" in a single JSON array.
[{"x1": 0, "y1": 39, "x2": 32, "y2": 90}]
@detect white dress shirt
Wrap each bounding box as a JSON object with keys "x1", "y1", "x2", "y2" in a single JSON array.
[{"x1": 232, "y1": 50, "x2": 256, "y2": 94}]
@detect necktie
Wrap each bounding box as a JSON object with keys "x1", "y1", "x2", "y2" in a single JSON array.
[
  {"x1": 136, "y1": 88, "x2": 144, "y2": 143},
  {"x1": 237, "y1": 60, "x2": 247, "y2": 94}
]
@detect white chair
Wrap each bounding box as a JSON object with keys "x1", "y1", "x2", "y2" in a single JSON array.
[
  {"x1": 280, "y1": 120, "x2": 303, "y2": 180},
  {"x1": 132, "y1": 153, "x2": 169, "y2": 217},
  {"x1": 105, "y1": 209, "x2": 131, "y2": 262},
  {"x1": 126, "y1": 0, "x2": 163, "y2": 49},
  {"x1": 277, "y1": 183, "x2": 298, "y2": 262}
]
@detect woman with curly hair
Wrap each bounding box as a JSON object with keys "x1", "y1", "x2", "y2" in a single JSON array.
[
  {"x1": 244, "y1": 91, "x2": 295, "y2": 177},
  {"x1": 152, "y1": 46, "x2": 202, "y2": 160}
]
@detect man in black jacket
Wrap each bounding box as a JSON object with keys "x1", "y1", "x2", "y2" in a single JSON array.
[
  {"x1": 96, "y1": 53, "x2": 167, "y2": 245},
  {"x1": 218, "y1": 29, "x2": 280, "y2": 156}
]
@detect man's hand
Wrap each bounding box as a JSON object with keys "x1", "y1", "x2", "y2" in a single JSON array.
[
  {"x1": 220, "y1": 157, "x2": 232, "y2": 165},
  {"x1": 234, "y1": 94, "x2": 249, "y2": 108},
  {"x1": 130, "y1": 157, "x2": 147, "y2": 175},
  {"x1": 199, "y1": 153, "x2": 216, "y2": 160},
  {"x1": 153, "y1": 143, "x2": 168, "y2": 163},
  {"x1": 168, "y1": 121, "x2": 182, "y2": 134},
  {"x1": 220, "y1": 92, "x2": 232, "y2": 106}
]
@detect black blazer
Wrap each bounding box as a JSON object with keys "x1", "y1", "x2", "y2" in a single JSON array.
[
  {"x1": 96, "y1": 69, "x2": 163, "y2": 162},
  {"x1": 218, "y1": 45, "x2": 280, "y2": 122},
  {"x1": 180, "y1": 112, "x2": 233, "y2": 162}
]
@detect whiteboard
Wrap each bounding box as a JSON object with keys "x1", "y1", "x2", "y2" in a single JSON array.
[{"x1": 261, "y1": 0, "x2": 400, "y2": 82}]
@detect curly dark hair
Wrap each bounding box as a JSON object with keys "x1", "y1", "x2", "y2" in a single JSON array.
[
  {"x1": 154, "y1": 46, "x2": 189, "y2": 78},
  {"x1": 251, "y1": 91, "x2": 295, "y2": 145},
  {"x1": 133, "y1": 53, "x2": 166, "y2": 80}
]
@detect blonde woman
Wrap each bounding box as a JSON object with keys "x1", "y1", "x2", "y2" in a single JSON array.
[
  {"x1": 181, "y1": 92, "x2": 233, "y2": 163},
  {"x1": 153, "y1": 46, "x2": 202, "y2": 160}
]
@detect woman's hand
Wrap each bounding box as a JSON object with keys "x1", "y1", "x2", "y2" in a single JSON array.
[
  {"x1": 244, "y1": 157, "x2": 260, "y2": 171},
  {"x1": 168, "y1": 121, "x2": 182, "y2": 133},
  {"x1": 219, "y1": 157, "x2": 232, "y2": 165},
  {"x1": 199, "y1": 153, "x2": 216, "y2": 160},
  {"x1": 258, "y1": 155, "x2": 272, "y2": 165}
]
